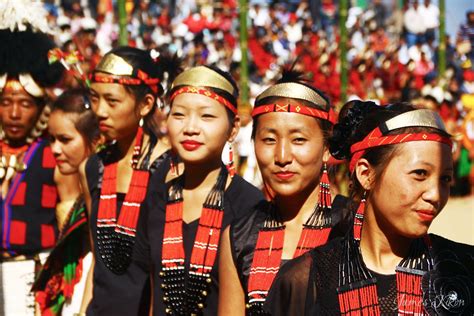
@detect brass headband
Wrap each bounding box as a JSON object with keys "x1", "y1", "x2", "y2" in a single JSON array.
[
  {"x1": 94, "y1": 53, "x2": 134, "y2": 76},
  {"x1": 380, "y1": 109, "x2": 447, "y2": 134},
  {"x1": 255, "y1": 82, "x2": 329, "y2": 110},
  {"x1": 170, "y1": 66, "x2": 236, "y2": 96}
]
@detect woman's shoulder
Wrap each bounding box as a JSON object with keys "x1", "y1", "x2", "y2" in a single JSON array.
[{"x1": 225, "y1": 174, "x2": 265, "y2": 219}]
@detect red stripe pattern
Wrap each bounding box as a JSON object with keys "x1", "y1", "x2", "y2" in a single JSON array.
[
  {"x1": 251, "y1": 103, "x2": 337, "y2": 124},
  {"x1": 170, "y1": 86, "x2": 237, "y2": 114},
  {"x1": 349, "y1": 127, "x2": 452, "y2": 172},
  {"x1": 91, "y1": 72, "x2": 160, "y2": 93},
  {"x1": 96, "y1": 127, "x2": 150, "y2": 274},
  {"x1": 160, "y1": 166, "x2": 227, "y2": 314}
]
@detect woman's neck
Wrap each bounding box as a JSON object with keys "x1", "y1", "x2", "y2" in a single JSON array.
[
  {"x1": 116, "y1": 128, "x2": 139, "y2": 162},
  {"x1": 274, "y1": 181, "x2": 320, "y2": 224},
  {"x1": 183, "y1": 160, "x2": 223, "y2": 191},
  {"x1": 360, "y1": 204, "x2": 413, "y2": 274}
]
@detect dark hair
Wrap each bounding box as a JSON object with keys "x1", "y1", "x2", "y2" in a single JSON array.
[
  {"x1": 52, "y1": 88, "x2": 100, "y2": 148},
  {"x1": 168, "y1": 65, "x2": 239, "y2": 125},
  {"x1": 97, "y1": 46, "x2": 176, "y2": 136},
  {"x1": 0, "y1": 29, "x2": 64, "y2": 88},
  {"x1": 330, "y1": 101, "x2": 450, "y2": 201},
  {"x1": 252, "y1": 69, "x2": 333, "y2": 144}
]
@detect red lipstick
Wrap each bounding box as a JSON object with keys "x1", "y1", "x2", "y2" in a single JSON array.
[{"x1": 181, "y1": 140, "x2": 202, "y2": 151}]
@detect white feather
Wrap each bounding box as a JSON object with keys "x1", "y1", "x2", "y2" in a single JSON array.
[{"x1": 0, "y1": 0, "x2": 53, "y2": 34}]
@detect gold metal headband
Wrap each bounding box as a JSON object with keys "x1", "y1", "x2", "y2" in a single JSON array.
[
  {"x1": 170, "y1": 66, "x2": 236, "y2": 96},
  {"x1": 94, "y1": 53, "x2": 134, "y2": 76},
  {"x1": 255, "y1": 82, "x2": 329, "y2": 110},
  {"x1": 381, "y1": 109, "x2": 447, "y2": 134}
]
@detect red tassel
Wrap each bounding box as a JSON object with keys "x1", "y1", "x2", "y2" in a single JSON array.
[
  {"x1": 318, "y1": 163, "x2": 332, "y2": 209},
  {"x1": 338, "y1": 284, "x2": 380, "y2": 315},
  {"x1": 397, "y1": 270, "x2": 425, "y2": 315},
  {"x1": 226, "y1": 143, "x2": 236, "y2": 178},
  {"x1": 354, "y1": 193, "x2": 366, "y2": 241},
  {"x1": 293, "y1": 226, "x2": 331, "y2": 257}
]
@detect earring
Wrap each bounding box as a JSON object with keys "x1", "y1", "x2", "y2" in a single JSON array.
[
  {"x1": 226, "y1": 142, "x2": 236, "y2": 178},
  {"x1": 169, "y1": 151, "x2": 179, "y2": 177},
  {"x1": 353, "y1": 191, "x2": 367, "y2": 241},
  {"x1": 318, "y1": 162, "x2": 332, "y2": 212}
]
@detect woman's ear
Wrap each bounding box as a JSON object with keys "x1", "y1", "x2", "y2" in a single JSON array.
[
  {"x1": 322, "y1": 148, "x2": 331, "y2": 163},
  {"x1": 227, "y1": 115, "x2": 241, "y2": 143},
  {"x1": 139, "y1": 93, "x2": 155, "y2": 117},
  {"x1": 355, "y1": 158, "x2": 374, "y2": 191}
]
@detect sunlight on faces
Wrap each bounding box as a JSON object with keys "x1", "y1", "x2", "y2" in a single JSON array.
[
  {"x1": 167, "y1": 93, "x2": 238, "y2": 165},
  {"x1": 89, "y1": 82, "x2": 142, "y2": 141},
  {"x1": 366, "y1": 141, "x2": 453, "y2": 238},
  {"x1": 254, "y1": 112, "x2": 328, "y2": 198},
  {"x1": 0, "y1": 88, "x2": 41, "y2": 144},
  {"x1": 48, "y1": 110, "x2": 90, "y2": 175}
]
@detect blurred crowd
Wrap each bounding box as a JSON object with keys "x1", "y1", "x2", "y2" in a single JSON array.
[{"x1": 41, "y1": 0, "x2": 474, "y2": 195}]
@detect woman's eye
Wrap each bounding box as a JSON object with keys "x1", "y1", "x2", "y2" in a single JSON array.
[
  {"x1": 441, "y1": 175, "x2": 453, "y2": 184},
  {"x1": 262, "y1": 137, "x2": 275, "y2": 144},
  {"x1": 202, "y1": 113, "x2": 216, "y2": 119},
  {"x1": 293, "y1": 137, "x2": 307, "y2": 144},
  {"x1": 412, "y1": 169, "x2": 428, "y2": 179}
]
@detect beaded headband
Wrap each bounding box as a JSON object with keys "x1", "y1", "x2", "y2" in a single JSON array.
[
  {"x1": 349, "y1": 109, "x2": 452, "y2": 172},
  {"x1": 252, "y1": 82, "x2": 336, "y2": 123},
  {"x1": 91, "y1": 53, "x2": 160, "y2": 93},
  {"x1": 169, "y1": 66, "x2": 237, "y2": 114}
]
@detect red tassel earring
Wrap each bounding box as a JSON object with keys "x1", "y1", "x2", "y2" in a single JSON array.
[
  {"x1": 318, "y1": 163, "x2": 332, "y2": 210},
  {"x1": 226, "y1": 142, "x2": 236, "y2": 178},
  {"x1": 169, "y1": 151, "x2": 179, "y2": 177},
  {"x1": 353, "y1": 191, "x2": 366, "y2": 241}
]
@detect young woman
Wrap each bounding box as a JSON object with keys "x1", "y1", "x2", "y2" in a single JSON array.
[
  {"x1": 133, "y1": 65, "x2": 264, "y2": 315},
  {"x1": 80, "y1": 46, "x2": 171, "y2": 315},
  {"x1": 218, "y1": 72, "x2": 351, "y2": 315},
  {"x1": 265, "y1": 101, "x2": 474, "y2": 315},
  {"x1": 33, "y1": 89, "x2": 99, "y2": 315}
]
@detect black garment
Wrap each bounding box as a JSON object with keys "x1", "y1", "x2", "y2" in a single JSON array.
[
  {"x1": 264, "y1": 234, "x2": 474, "y2": 316},
  {"x1": 1, "y1": 139, "x2": 58, "y2": 256},
  {"x1": 134, "y1": 171, "x2": 264, "y2": 316},
  {"x1": 86, "y1": 149, "x2": 170, "y2": 316},
  {"x1": 230, "y1": 195, "x2": 352, "y2": 304}
]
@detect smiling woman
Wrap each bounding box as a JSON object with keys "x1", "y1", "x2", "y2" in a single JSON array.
[
  {"x1": 133, "y1": 66, "x2": 264, "y2": 315},
  {"x1": 218, "y1": 70, "x2": 351, "y2": 316},
  {"x1": 263, "y1": 101, "x2": 474, "y2": 315}
]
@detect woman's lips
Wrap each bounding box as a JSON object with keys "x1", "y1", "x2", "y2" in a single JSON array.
[
  {"x1": 275, "y1": 171, "x2": 295, "y2": 180},
  {"x1": 181, "y1": 140, "x2": 203, "y2": 151},
  {"x1": 416, "y1": 210, "x2": 436, "y2": 222},
  {"x1": 99, "y1": 122, "x2": 111, "y2": 132}
]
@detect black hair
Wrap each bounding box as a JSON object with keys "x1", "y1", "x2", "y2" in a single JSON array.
[
  {"x1": 0, "y1": 29, "x2": 64, "y2": 88},
  {"x1": 52, "y1": 88, "x2": 100, "y2": 149},
  {"x1": 330, "y1": 101, "x2": 450, "y2": 201},
  {"x1": 252, "y1": 68, "x2": 333, "y2": 144}
]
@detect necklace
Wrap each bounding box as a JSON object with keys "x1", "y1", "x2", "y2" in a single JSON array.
[
  {"x1": 160, "y1": 166, "x2": 228, "y2": 315},
  {"x1": 0, "y1": 143, "x2": 28, "y2": 181},
  {"x1": 96, "y1": 127, "x2": 150, "y2": 274},
  {"x1": 246, "y1": 186, "x2": 332, "y2": 315},
  {"x1": 337, "y1": 235, "x2": 432, "y2": 315}
]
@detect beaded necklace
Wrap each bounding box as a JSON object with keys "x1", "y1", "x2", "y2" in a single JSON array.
[
  {"x1": 337, "y1": 232, "x2": 432, "y2": 315},
  {"x1": 160, "y1": 166, "x2": 228, "y2": 315},
  {"x1": 246, "y1": 170, "x2": 332, "y2": 315},
  {"x1": 96, "y1": 127, "x2": 150, "y2": 274}
]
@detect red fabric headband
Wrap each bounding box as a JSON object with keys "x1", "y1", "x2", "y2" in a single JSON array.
[
  {"x1": 251, "y1": 103, "x2": 337, "y2": 124},
  {"x1": 169, "y1": 86, "x2": 237, "y2": 114},
  {"x1": 91, "y1": 70, "x2": 160, "y2": 93},
  {"x1": 349, "y1": 127, "x2": 452, "y2": 172}
]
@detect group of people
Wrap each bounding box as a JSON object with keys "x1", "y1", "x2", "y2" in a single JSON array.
[{"x1": 1, "y1": 1, "x2": 474, "y2": 316}]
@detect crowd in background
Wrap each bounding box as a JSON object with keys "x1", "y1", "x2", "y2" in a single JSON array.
[{"x1": 41, "y1": 0, "x2": 474, "y2": 196}]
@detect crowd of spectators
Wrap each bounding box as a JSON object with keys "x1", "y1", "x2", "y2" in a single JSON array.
[{"x1": 41, "y1": 0, "x2": 474, "y2": 195}]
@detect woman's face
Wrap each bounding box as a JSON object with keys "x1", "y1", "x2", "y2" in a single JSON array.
[
  {"x1": 48, "y1": 110, "x2": 90, "y2": 175},
  {"x1": 367, "y1": 141, "x2": 453, "y2": 238},
  {"x1": 167, "y1": 92, "x2": 238, "y2": 165},
  {"x1": 254, "y1": 112, "x2": 328, "y2": 198},
  {"x1": 89, "y1": 82, "x2": 141, "y2": 141}
]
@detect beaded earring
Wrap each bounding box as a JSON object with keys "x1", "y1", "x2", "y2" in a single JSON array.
[
  {"x1": 226, "y1": 142, "x2": 236, "y2": 177},
  {"x1": 318, "y1": 162, "x2": 331, "y2": 212},
  {"x1": 353, "y1": 190, "x2": 367, "y2": 241}
]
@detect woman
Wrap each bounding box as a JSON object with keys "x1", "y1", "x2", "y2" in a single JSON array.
[
  {"x1": 218, "y1": 72, "x2": 351, "y2": 315},
  {"x1": 265, "y1": 101, "x2": 474, "y2": 315},
  {"x1": 80, "y1": 46, "x2": 171, "y2": 315},
  {"x1": 33, "y1": 89, "x2": 99, "y2": 315},
  {"x1": 133, "y1": 65, "x2": 264, "y2": 315}
]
